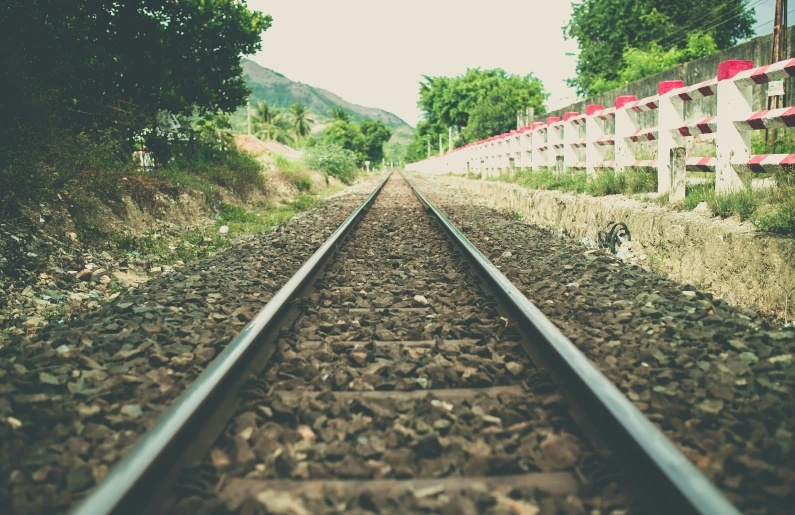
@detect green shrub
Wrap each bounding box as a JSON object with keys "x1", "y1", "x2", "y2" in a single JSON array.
[
  {"x1": 303, "y1": 142, "x2": 359, "y2": 184},
  {"x1": 274, "y1": 155, "x2": 313, "y2": 192},
  {"x1": 587, "y1": 170, "x2": 622, "y2": 196},
  {"x1": 164, "y1": 142, "x2": 264, "y2": 200},
  {"x1": 585, "y1": 169, "x2": 655, "y2": 196},
  {"x1": 707, "y1": 188, "x2": 761, "y2": 221},
  {"x1": 753, "y1": 173, "x2": 795, "y2": 238},
  {"x1": 289, "y1": 194, "x2": 318, "y2": 211},
  {"x1": 218, "y1": 203, "x2": 259, "y2": 223},
  {"x1": 622, "y1": 168, "x2": 657, "y2": 194}
]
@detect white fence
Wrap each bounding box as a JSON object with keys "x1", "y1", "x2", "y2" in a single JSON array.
[{"x1": 407, "y1": 58, "x2": 795, "y2": 201}]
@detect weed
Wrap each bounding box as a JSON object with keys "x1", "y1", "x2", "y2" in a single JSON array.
[
  {"x1": 511, "y1": 168, "x2": 588, "y2": 193},
  {"x1": 649, "y1": 252, "x2": 667, "y2": 266},
  {"x1": 683, "y1": 181, "x2": 715, "y2": 210},
  {"x1": 275, "y1": 155, "x2": 314, "y2": 191},
  {"x1": 586, "y1": 170, "x2": 622, "y2": 196},
  {"x1": 753, "y1": 173, "x2": 795, "y2": 238},
  {"x1": 707, "y1": 188, "x2": 762, "y2": 221}
]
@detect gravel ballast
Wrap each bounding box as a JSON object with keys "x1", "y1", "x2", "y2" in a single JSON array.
[
  {"x1": 0, "y1": 181, "x2": 379, "y2": 514},
  {"x1": 413, "y1": 174, "x2": 795, "y2": 514},
  {"x1": 166, "y1": 176, "x2": 634, "y2": 514}
]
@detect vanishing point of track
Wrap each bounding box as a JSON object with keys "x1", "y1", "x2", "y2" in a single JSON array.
[{"x1": 72, "y1": 174, "x2": 740, "y2": 515}]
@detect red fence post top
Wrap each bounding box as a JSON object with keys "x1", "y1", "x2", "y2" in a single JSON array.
[
  {"x1": 563, "y1": 111, "x2": 580, "y2": 121},
  {"x1": 585, "y1": 104, "x2": 604, "y2": 115},
  {"x1": 658, "y1": 80, "x2": 684, "y2": 95},
  {"x1": 530, "y1": 122, "x2": 545, "y2": 130},
  {"x1": 718, "y1": 60, "x2": 754, "y2": 80},
  {"x1": 615, "y1": 95, "x2": 638, "y2": 109},
  {"x1": 546, "y1": 117, "x2": 561, "y2": 125}
]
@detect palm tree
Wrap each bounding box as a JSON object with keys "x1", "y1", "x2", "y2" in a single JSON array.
[
  {"x1": 289, "y1": 102, "x2": 313, "y2": 140},
  {"x1": 329, "y1": 106, "x2": 351, "y2": 122},
  {"x1": 254, "y1": 109, "x2": 294, "y2": 146},
  {"x1": 252, "y1": 101, "x2": 274, "y2": 139}
]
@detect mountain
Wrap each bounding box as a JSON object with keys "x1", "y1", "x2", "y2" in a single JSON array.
[{"x1": 239, "y1": 59, "x2": 413, "y2": 142}]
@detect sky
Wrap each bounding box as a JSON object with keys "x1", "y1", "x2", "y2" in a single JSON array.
[{"x1": 246, "y1": 0, "x2": 785, "y2": 128}]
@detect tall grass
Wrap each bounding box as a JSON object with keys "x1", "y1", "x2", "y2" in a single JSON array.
[{"x1": 274, "y1": 155, "x2": 313, "y2": 192}]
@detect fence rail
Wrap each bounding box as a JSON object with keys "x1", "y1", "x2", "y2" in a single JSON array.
[{"x1": 406, "y1": 58, "x2": 795, "y2": 201}]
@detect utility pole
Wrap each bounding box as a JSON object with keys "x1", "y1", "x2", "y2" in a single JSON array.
[
  {"x1": 427, "y1": 137, "x2": 431, "y2": 158},
  {"x1": 448, "y1": 127, "x2": 453, "y2": 153},
  {"x1": 247, "y1": 98, "x2": 251, "y2": 135},
  {"x1": 769, "y1": 0, "x2": 788, "y2": 151},
  {"x1": 439, "y1": 133, "x2": 443, "y2": 155}
]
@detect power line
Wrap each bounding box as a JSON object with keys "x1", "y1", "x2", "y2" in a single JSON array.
[
  {"x1": 660, "y1": 0, "x2": 768, "y2": 49},
  {"x1": 753, "y1": 6, "x2": 795, "y2": 31},
  {"x1": 655, "y1": 0, "x2": 768, "y2": 48}
]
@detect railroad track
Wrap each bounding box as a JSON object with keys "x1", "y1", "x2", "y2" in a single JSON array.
[{"x1": 72, "y1": 174, "x2": 740, "y2": 515}]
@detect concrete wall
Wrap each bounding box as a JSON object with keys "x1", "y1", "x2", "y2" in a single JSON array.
[
  {"x1": 417, "y1": 174, "x2": 795, "y2": 321},
  {"x1": 544, "y1": 32, "x2": 795, "y2": 125}
]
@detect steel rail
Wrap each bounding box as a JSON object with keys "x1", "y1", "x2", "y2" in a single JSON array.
[
  {"x1": 71, "y1": 173, "x2": 392, "y2": 515},
  {"x1": 401, "y1": 172, "x2": 740, "y2": 515}
]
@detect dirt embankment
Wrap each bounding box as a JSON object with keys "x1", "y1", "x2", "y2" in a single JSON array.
[
  {"x1": 0, "y1": 167, "x2": 337, "y2": 340},
  {"x1": 418, "y1": 174, "x2": 795, "y2": 322}
]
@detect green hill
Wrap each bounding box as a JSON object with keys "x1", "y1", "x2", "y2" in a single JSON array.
[{"x1": 232, "y1": 59, "x2": 413, "y2": 155}]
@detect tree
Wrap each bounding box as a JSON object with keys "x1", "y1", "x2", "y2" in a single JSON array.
[
  {"x1": 359, "y1": 119, "x2": 393, "y2": 164},
  {"x1": 564, "y1": 0, "x2": 755, "y2": 96},
  {"x1": 289, "y1": 103, "x2": 313, "y2": 140},
  {"x1": 460, "y1": 83, "x2": 530, "y2": 143},
  {"x1": 0, "y1": 0, "x2": 271, "y2": 202},
  {"x1": 323, "y1": 120, "x2": 367, "y2": 164},
  {"x1": 304, "y1": 142, "x2": 358, "y2": 184},
  {"x1": 407, "y1": 68, "x2": 547, "y2": 161},
  {"x1": 329, "y1": 106, "x2": 352, "y2": 122},
  {"x1": 252, "y1": 101, "x2": 274, "y2": 138},
  {"x1": 252, "y1": 104, "x2": 294, "y2": 146}
]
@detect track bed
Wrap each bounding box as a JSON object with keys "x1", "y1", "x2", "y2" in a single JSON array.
[{"x1": 165, "y1": 177, "x2": 633, "y2": 514}]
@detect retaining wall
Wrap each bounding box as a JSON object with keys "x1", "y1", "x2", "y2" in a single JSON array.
[
  {"x1": 545, "y1": 32, "x2": 795, "y2": 122},
  {"x1": 418, "y1": 174, "x2": 795, "y2": 321}
]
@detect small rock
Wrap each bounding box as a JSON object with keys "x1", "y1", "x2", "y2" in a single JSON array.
[
  {"x1": 738, "y1": 352, "x2": 758, "y2": 365},
  {"x1": 698, "y1": 399, "x2": 724, "y2": 415},
  {"x1": 506, "y1": 362, "x2": 524, "y2": 376},
  {"x1": 219, "y1": 225, "x2": 230, "y2": 234},
  {"x1": 693, "y1": 201, "x2": 711, "y2": 213},
  {"x1": 297, "y1": 425, "x2": 316, "y2": 442},
  {"x1": 210, "y1": 448, "x2": 230, "y2": 469},
  {"x1": 39, "y1": 372, "x2": 60, "y2": 385},
  {"x1": 413, "y1": 294, "x2": 429, "y2": 306},
  {"x1": 257, "y1": 490, "x2": 293, "y2": 514},
  {"x1": 120, "y1": 404, "x2": 143, "y2": 419},
  {"x1": 5, "y1": 417, "x2": 22, "y2": 430}
]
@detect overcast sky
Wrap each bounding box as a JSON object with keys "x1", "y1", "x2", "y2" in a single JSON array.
[{"x1": 246, "y1": 0, "x2": 784, "y2": 127}]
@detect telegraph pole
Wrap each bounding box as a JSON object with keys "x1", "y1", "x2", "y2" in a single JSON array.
[
  {"x1": 769, "y1": 0, "x2": 788, "y2": 151},
  {"x1": 448, "y1": 127, "x2": 453, "y2": 153},
  {"x1": 439, "y1": 133, "x2": 443, "y2": 155},
  {"x1": 247, "y1": 98, "x2": 251, "y2": 135}
]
